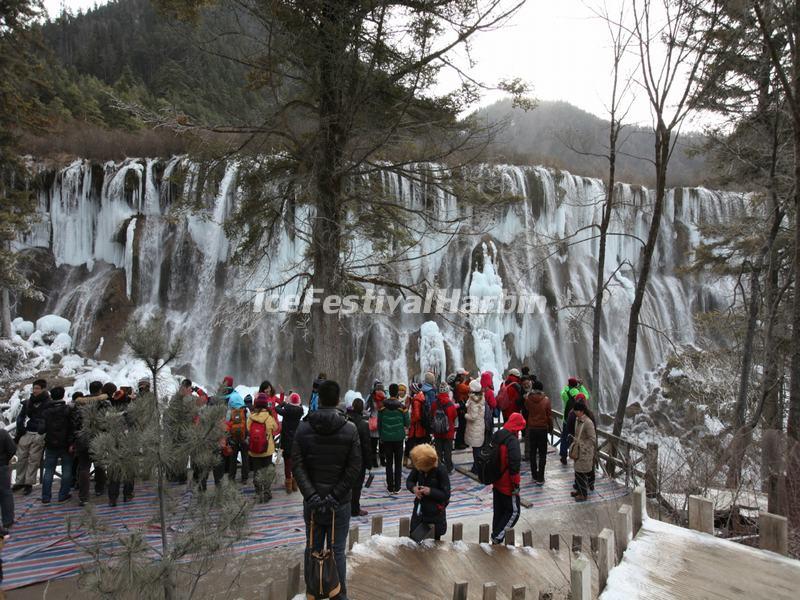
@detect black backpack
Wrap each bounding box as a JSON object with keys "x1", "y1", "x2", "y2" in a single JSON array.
[
  {"x1": 432, "y1": 401, "x2": 451, "y2": 435},
  {"x1": 474, "y1": 429, "x2": 512, "y2": 485}
]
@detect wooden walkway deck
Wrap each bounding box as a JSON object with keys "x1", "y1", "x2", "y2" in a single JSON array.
[
  {"x1": 601, "y1": 516, "x2": 800, "y2": 600},
  {"x1": 347, "y1": 536, "x2": 598, "y2": 599}
]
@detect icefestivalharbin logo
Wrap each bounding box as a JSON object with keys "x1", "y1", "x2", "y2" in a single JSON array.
[{"x1": 252, "y1": 288, "x2": 547, "y2": 315}]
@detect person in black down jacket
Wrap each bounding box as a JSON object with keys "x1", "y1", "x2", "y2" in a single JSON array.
[
  {"x1": 40, "y1": 387, "x2": 75, "y2": 504},
  {"x1": 275, "y1": 392, "x2": 304, "y2": 493},
  {"x1": 13, "y1": 379, "x2": 50, "y2": 495},
  {"x1": 0, "y1": 427, "x2": 16, "y2": 528},
  {"x1": 347, "y1": 396, "x2": 372, "y2": 517},
  {"x1": 292, "y1": 380, "x2": 361, "y2": 600},
  {"x1": 406, "y1": 443, "x2": 451, "y2": 541}
]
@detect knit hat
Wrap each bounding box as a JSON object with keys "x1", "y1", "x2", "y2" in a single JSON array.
[
  {"x1": 223, "y1": 375, "x2": 234, "y2": 387},
  {"x1": 504, "y1": 412, "x2": 527, "y2": 433},
  {"x1": 254, "y1": 392, "x2": 269, "y2": 409},
  {"x1": 410, "y1": 382, "x2": 421, "y2": 395},
  {"x1": 289, "y1": 392, "x2": 302, "y2": 405},
  {"x1": 568, "y1": 377, "x2": 578, "y2": 387},
  {"x1": 575, "y1": 393, "x2": 586, "y2": 402},
  {"x1": 424, "y1": 372, "x2": 436, "y2": 385},
  {"x1": 438, "y1": 381, "x2": 451, "y2": 395},
  {"x1": 508, "y1": 368, "x2": 521, "y2": 378},
  {"x1": 138, "y1": 377, "x2": 150, "y2": 388},
  {"x1": 469, "y1": 379, "x2": 482, "y2": 393}
]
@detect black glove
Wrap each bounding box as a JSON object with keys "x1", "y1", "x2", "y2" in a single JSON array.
[
  {"x1": 323, "y1": 494, "x2": 339, "y2": 511},
  {"x1": 306, "y1": 493, "x2": 326, "y2": 511}
]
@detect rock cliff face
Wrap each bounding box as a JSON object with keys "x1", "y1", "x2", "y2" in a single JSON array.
[{"x1": 18, "y1": 158, "x2": 746, "y2": 405}]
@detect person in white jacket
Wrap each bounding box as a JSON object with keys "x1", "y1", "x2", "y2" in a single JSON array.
[{"x1": 465, "y1": 379, "x2": 487, "y2": 472}]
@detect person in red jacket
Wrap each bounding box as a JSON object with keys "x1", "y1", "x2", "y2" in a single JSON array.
[
  {"x1": 491, "y1": 412, "x2": 525, "y2": 544},
  {"x1": 498, "y1": 369, "x2": 523, "y2": 422},
  {"x1": 431, "y1": 382, "x2": 458, "y2": 473},
  {"x1": 404, "y1": 383, "x2": 429, "y2": 468}
]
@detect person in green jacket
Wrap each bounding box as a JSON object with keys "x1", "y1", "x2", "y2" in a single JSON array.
[
  {"x1": 379, "y1": 383, "x2": 411, "y2": 493},
  {"x1": 559, "y1": 377, "x2": 590, "y2": 464}
]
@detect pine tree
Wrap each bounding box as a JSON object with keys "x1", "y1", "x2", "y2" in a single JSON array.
[
  {"x1": 78, "y1": 314, "x2": 250, "y2": 599},
  {"x1": 0, "y1": 0, "x2": 47, "y2": 337},
  {"x1": 154, "y1": 0, "x2": 532, "y2": 385}
]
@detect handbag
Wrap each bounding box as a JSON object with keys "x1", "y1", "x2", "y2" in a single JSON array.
[
  {"x1": 568, "y1": 441, "x2": 580, "y2": 460},
  {"x1": 368, "y1": 414, "x2": 378, "y2": 432},
  {"x1": 305, "y1": 511, "x2": 341, "y2": 599}
]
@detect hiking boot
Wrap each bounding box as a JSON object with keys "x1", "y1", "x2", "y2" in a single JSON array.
[
  {"x1": 23, "y1": 485, "x2": 33, "y2": 496},
  {"x1": 12, "y1": 483, "x2": 25, "y2": 492},
  {"x1": 570, "y1": 491, "x2": 579, "y2": 497},
  {"x1": 109, "y1": 500, "x2": 117, "y2": 507},
  {"x1": 574, "y1": 495, "x2": 587, "y2": 502},
  {"x1": 41, "y1": 498, "x2": 51, "y2": 504},
  {"x1": 292, "y1": 478, "x2": 298, "y2": 492},
  {"x1": 285, "y1": 478, "x2": 293, "y2": 493},
  {"x1": 560, "y1": 456, "x2": 567, "y2": 465},
  {"x1": 79, "y1": 500, "x2": 87, "y2": 507},
  {"x1": 58, "y1": 494, "x2": 72, "y2": 503},
  {"x1": 123, "y1": 494, "x2": 134, "y2": 503}
]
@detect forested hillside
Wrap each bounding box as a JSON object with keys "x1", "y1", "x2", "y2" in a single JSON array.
[
  {"x1": 477, "y1": 99, "x2": 708, "y2": 187},
  {"x1": 27, "y1": 0, "x2": 707, "y2": 186}
]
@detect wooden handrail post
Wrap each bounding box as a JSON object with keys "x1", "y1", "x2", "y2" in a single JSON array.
[
  {"x1": 759, "y1": 511, "x2": 788, "y2": 555},
  {"x1": 688, "y1": 496, "x2": 713, "y2": 534},
  {"x1": 570, "y1": 554, "x2": 591, "y2": 600}
]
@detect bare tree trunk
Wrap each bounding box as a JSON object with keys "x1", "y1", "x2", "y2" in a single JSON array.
[
  {"x1": 591, "y1": 133, "x2": 617, "y2": 409},
  {"x1": 787, "y1": 118, "x2": 800, "y2": 526},
  {"x1": 612, "y1": 124, "x2": 670, "y2": 438},
  {"x1": 0, "y1": 288, "x2": 11, "y2": 339},
  {"x1": 727, "y1": 265, "x2": 761, "y2": 488},
  {"x1": 306, "y1": 10, "x2": 352, "y2": 387}
]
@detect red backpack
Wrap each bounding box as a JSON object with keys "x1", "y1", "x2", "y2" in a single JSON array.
[{"x1": 249, "y1": 420, "x2": 269, "y2": 454}]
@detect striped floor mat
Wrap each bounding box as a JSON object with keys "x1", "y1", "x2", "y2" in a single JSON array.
[{"x1": 1, "y1": 451, "x2": 626, "y2": 590}]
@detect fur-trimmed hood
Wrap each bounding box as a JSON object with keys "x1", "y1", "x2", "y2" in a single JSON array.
[{"x1": 410, "y1": 443, "x2": 438, "y2": 473}]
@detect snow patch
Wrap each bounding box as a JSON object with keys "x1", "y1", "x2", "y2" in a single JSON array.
[
  {"x1": 35, "y1": 315, "x2": 71, "y2": 335},
  {"x1": 12, "y1": 319, "x2": 34, "y2": 338}
]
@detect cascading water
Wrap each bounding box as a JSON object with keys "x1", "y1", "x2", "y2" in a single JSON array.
[{"x1": 18, "y1": 157, "x2": 747, "y2": 410}]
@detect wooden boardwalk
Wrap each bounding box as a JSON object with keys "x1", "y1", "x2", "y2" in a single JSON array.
[
  {"x1": 347, "y1": 536, "x2": 597, "y2": 599},
  {"x1": 601, "y1": 516, "x2": 800, "y2": 600}
]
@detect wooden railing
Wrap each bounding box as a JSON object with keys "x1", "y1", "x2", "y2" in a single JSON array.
[{"x1": 552, "y1": 409, "x2": 659, "y2": 494}]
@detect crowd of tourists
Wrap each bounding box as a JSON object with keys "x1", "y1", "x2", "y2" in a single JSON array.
[{"x1": 2, "y1": 367, "x2": 597, "y2": 599}]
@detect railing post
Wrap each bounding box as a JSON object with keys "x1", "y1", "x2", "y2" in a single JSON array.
[
  {"x1": 645, "y1": 443, "x2": 658, "y2": 495},
  {"x1": 571, "y1": 534, "x2": 582, "y2": 553},
  {"x1": 633, "y1": 485, "x2": 647, "y2": 535},
  {"x1": 522, "y1": 530, "x2": 533, "y2": 547},
  {"x1": 285, "y1": 563, "x2": 300, "y2": 600},
  {"x1": 549, "y1": 534, "x2": 559, "y2": 551},
  {"x1": 479, "y1": 524, "x2": 490, "y2": 544},
  {"x1": 511, "y1": 585, "x2": 526, "y2": 600},
  {"x1": 615, "y1": 505, "x2": 633, "y2": 559},
  {"x1": 399, "y1": 517, "x2": 410, "y2": 538},
  {"x1": 371, "y1": 515, "x2": 383, "y2": 536},
  {"x1": 570, "y1": 554, "x2": 591, "y2": 600},
  {"x1": 348, "y1": 525, "x2": 360, "y2": 550},
  {"x1": 453, "y1": 582, "x2": 468, "y2": 600},
  {"x1": 688, "y1": 495, "x2": 714, "y2": 534},
  {"x1": 452, "y1": 522, "x2": 463, "y2": 542},
  {"x1": 759, "y1": 511, "x2": 788, "y2": 556},
  {"x1": 597, "y1": 528, "x2": 616, "y2": 592},
  {"x1": 506, "y1": 528, "x2": 515, "y2": 546},
  {"x1": 482, "y1": 582, "x2": 497, "y2": 600}
]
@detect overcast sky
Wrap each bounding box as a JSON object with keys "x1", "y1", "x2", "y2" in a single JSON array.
[{"x1": 44, "y1": 0, "x2": 715, "y2": 130}]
